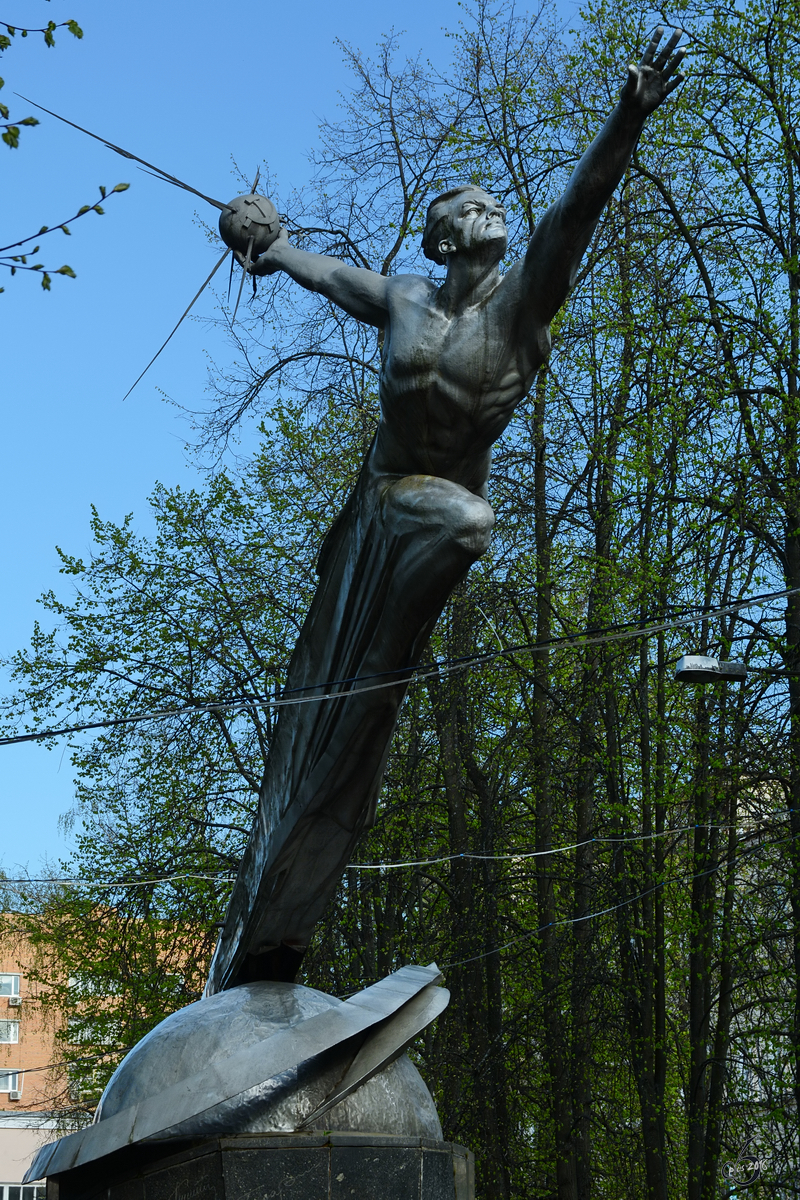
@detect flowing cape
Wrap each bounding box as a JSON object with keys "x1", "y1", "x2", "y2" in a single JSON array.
[{"x1": 207, "y1": 453, "x2": 491, "y2": 990}]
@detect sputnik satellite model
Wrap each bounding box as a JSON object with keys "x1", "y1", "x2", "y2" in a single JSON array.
[{"x1": 18, "y1": 94, "x2": 281, "y2": 397}]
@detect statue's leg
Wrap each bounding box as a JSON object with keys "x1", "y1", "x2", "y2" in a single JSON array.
[
  {"x1": 368, "y1": 472, "x2": 494, "y2": 663},
  {"x1": 380, "y1": 473, "x2": 495, "y2": 556},
  {"x1": 207, "y1": 471, "x2": 494, "y2": 989}
]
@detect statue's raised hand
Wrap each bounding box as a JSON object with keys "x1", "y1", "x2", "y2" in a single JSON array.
[
  {"x1": 235, "y1": 227, "x2": 289, "y2": 276},
  {"x1": 622, "y1": 27, "x2": 686, "y2": 114}
]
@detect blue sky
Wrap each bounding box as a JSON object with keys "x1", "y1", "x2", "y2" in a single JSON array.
[
  {"x1": 0, "y1": 0, "x2": 461, "y2": 873},
  {"x1": 1, "y1": 0, "x2": 582, "y2": 873}
]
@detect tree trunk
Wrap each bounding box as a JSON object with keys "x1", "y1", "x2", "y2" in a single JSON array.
[{"x1": 532, "y1": 366, "x2": 578, "y2": 1200}]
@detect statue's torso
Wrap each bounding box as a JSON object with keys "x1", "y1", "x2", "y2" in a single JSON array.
[{"x1": 372, "y1": 267, "x2": 550, "y2": 493}]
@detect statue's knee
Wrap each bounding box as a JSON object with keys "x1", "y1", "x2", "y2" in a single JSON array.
[
  {"x1": 450, "y1": 496, "x2": 494, "y2": 555},
  {"x1": 382, "y1": 476, "x2": 494, "y2": 555}
]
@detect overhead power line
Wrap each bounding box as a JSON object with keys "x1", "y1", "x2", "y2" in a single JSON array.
[
  {"x1": 0, "y1": 871, "x2": 236, "y2": 889},
  {"x1": 1, "y1": 811, "x2": 792, "y2": 889},
  {"x1": 9, "y1": 828, "x2": 798, "y2": 1072},
  {"x1": 0, "y1": 585, "x2": 795, "y2": 749},
  {"x1": 11, "y1": 1050, "x2": 129, "y2": 1079},
  {"x1": 328, "y1": 827, "x2": 800, "y2": 996},
  {"x1": 441, "y1": 826, "x2": 800, "y2": 970},
  {"x1": 348, "y1": 813, "x2": 792, "y2": 868}
]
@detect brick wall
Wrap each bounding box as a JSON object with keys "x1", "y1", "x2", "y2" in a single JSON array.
[{"x1": 0, "y1": 929, "x2": 60, "y2": 1113}]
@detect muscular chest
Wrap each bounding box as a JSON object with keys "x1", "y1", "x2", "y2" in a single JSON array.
[
  {"x1": 384, "y1": 298, "x2": 506, "y2": 392},
  {"x1": 382, "y1": 281, "x2": 546, "y2": 417}
]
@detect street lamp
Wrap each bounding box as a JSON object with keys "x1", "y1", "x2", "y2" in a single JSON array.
[{"x1": 674, "y1": 655, "x2": 747, "y2": 683}]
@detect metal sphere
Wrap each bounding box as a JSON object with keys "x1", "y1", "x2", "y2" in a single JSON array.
[
  {"x1": 92, "y1": 981, "x2": 443, "y2": 1141},
  {"x1": 219, "y1": 193, "x2": 280, "y2": 256}
]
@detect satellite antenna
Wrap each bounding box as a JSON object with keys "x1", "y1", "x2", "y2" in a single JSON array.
[{"x1": 17, "y1": 95, "x2": 281, "y2": 399}]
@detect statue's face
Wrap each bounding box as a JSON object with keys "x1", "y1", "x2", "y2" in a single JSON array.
[{"x1": 439, "y1": 189, "x2": 507, "y2": 260}]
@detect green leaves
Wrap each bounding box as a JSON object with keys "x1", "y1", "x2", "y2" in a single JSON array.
[
  {"x1": 2, "y1": 183, "x2": 129, "y2": 288},
  {"x1": 1, "y1": 17, "x2": 83, "y2": 50},
  {"x1": 0, "y1": 13, "x2": 85, "y2": 153},
  {"x1": 0, "y1": 100, "x2": 38, "y2": 146}
]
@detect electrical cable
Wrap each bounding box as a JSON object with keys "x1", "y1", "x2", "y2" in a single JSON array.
[
  {"x1": 0, "y1": 872, "x2": 236, "y2": 889},
  {"x1": 6, "y1": 830, "x2": 795, "y2": 1079},
  {"x1": 0, "y1": 585, "x2": 795, "y2": 749},
  {"x1": 439, "y1": 827, "x2": 799, "y2": 970},
  {"x1": 329, "y1": 826, "x2": 800, "y2": 997},
  {"x1": 347, "y1": 812, "x2": 793, "y2": 869},
  {"x1": 10, "y1": 1051, "x2": 124, "y2": 1079},
  {"x1": 0, "y1": 811, "x2": 792, "y2": 888}
]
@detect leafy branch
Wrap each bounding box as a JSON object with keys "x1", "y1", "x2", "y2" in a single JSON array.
[
  {"x1": 0, "y1": 254, "x2": 75, "y2": 290},
  {"x1": 0, "y1": 111, "x2": 36, "y2": 147},
  {"x1": 0, "y1": 182, "x2": 130, "y2": 291},
  {"x1": 0, "y1": 18, "x2": 83, "y2": 48},
  {"x1": 0, "y1": 14, "x2": 83, "y2": 147}
]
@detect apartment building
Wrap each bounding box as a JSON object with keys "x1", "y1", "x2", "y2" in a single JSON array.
[{"x1": 0, "y1": 938, "x2": 59, "y2": 1198}]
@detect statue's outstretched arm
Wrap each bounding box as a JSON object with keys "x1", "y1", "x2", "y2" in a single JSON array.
[
  {"x1": 244, "y1": 229, "x2": 390, "y2": 327},
  {"x1": 522, "y1": 27, "x2": 685, "y2": 326}
]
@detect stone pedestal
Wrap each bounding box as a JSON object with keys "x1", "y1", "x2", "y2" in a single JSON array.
[{"x1": 48, "y1": 1133, "x2": 475, "y2": 1200}]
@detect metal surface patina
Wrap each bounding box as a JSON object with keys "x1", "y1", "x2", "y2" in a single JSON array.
[{"x1": 208, "y1": 27, "x2": 687, "y2": 994}]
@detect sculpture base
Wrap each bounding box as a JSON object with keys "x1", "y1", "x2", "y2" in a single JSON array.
[{"x1": 48, "y1": 1132, "x2": 475, "y2": 1200}]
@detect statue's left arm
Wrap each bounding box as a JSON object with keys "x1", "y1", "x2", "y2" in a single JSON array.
[{"x1": 521, "y1": 28, "x2": 685, "y2": 327}]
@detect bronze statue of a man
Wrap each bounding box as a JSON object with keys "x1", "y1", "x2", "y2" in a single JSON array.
[{"x1": 208, "y1": 29, "x2": 685, "y2": 992}]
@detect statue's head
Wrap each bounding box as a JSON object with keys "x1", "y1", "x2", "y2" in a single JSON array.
[{"x1": 422, "y1": 186, "x2": 508, "y2": 266}]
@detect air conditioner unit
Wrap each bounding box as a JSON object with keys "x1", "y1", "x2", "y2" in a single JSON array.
[
  {"x1": 7, "y1": 996, "x2": 22, "y2": 1007},
  {"x1": 9, "y1": 1090, "x2": 22, "y2": 1101}
]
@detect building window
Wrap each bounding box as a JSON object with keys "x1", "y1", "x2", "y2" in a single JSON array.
[
  {"x1": 0, "y1": 976, "x2": 20, "y2": 997},
  {"x1": 1, "y1": 1188, "x2": 47, "y2": 1200},
  {"x1": 0, "y1": 1021, "x2": 19, "y2": 1044},
  {"x1": 0, "y1": 1072, "x2": 20, "y2": 1092}
]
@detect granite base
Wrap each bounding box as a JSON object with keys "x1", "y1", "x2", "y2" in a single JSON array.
[{"x1": 47, "y1": 1133, "x2": 475, "y2": 1200}]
